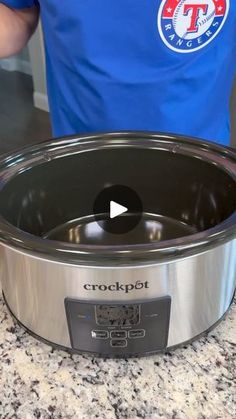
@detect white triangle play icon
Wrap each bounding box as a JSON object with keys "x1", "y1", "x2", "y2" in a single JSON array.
[{"x1": 110, "y1": 201, "x2": 128, "y2": 219}]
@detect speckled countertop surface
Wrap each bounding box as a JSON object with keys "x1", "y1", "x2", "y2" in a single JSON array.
[{"x1": 0, "y1": 287, "x2": 235, "y2": 419}]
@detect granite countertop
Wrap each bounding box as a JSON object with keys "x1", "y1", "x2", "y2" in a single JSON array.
[{"x1": 0, "y1": 289, "x2": 235, "y2": 419}]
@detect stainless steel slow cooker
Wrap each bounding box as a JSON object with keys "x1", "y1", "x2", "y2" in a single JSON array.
[{"x1": 0, "y1": 132, "x2": 236, "y2": 357}]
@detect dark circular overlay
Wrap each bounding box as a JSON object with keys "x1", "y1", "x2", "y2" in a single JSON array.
[{"x1": 93, "y1": 185, "x2": 143, "y2": 234}]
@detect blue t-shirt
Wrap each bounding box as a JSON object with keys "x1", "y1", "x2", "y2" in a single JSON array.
[{"x1": 2, "y1": 0, "x2": 236, "y2": 145}]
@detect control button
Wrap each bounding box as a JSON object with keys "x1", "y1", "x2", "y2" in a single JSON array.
[
  {"x1": 110, "y1": 339, "x2": 127, "y2": 348},
  {"x1": 93, "y1": 185, "x2": 143, "y2": 235},
  {"x1": 91, "y1": 330, "x2": 109, "y2": 339},
  {"x1": 110, "y1": 330, "x2": 127, "y2": 339},
  {"x1": 128, "y1": 329, "x2": 145, "y2": 339}
]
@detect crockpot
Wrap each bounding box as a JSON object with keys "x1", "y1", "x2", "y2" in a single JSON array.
[{"x1": 0, "y1": 132, "x2": 236, "y2": 357}]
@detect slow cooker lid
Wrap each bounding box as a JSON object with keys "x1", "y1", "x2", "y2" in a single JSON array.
[{"x1": 0, "y1": 131, "x2": 236, "y2": 266}]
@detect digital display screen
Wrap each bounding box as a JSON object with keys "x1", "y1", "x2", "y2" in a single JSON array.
[{"x1": 95, "y1": 304, "x2": 140, "y2": 326}]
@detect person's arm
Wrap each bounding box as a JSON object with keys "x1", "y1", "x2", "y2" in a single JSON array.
[{"x1": 0, "y1": 3, "x2": 39, "y2": 58}]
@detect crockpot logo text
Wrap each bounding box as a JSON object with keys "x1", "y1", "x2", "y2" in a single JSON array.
[{"x1": 84, "y1": 281, "x2": 149, "y2": 294}]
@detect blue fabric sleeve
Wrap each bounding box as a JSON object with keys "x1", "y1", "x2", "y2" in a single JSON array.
[{"x1": 0, "y1": 0, "x2": 38, "y2": 8}]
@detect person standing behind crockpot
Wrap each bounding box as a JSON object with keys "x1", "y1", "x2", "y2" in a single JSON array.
[{"x1": 0, "y1": 1, "x2": 235, "y2": 145}]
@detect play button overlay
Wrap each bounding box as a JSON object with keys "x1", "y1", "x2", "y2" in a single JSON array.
[
  {"x1": 110, "y1": 201, "x2": 128, "y2": 219},
  {"x1": 93, "y1": 185, "x2": 143, "y2": 234}
]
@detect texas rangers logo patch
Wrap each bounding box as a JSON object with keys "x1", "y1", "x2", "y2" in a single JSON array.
[{"x1": 157, "y1": 0, "x2": 230, "y2": 53}]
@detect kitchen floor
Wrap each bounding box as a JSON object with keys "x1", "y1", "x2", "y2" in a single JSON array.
[
  {"x1": 0, "y1": 69, "x2": 236, "y2": 155},
  {"x1": 0, "y1": 69, "x2": 51, "y2": 155}
]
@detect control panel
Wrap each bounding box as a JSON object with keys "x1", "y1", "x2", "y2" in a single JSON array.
[{"x1": 65, "y1": 297, "x2": 171, "y2": 356}]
